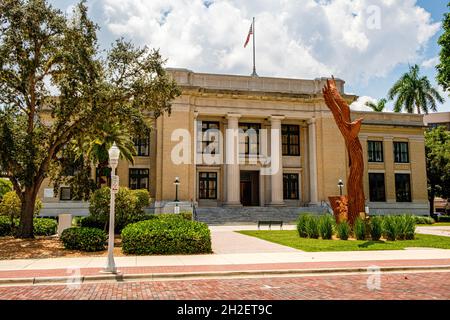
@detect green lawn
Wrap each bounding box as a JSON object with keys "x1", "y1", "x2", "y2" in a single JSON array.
[{"x1": 237, "y1": 230, "x2": 450, "y2": 252}]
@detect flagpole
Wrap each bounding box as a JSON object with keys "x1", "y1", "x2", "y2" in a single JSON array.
[{"x1": 251, "y1": 17, "x2": 258, "y2": 77}]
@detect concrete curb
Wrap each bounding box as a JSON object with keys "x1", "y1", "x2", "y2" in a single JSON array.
[{"x1": 1, "y1": 264, "x2": 450, "y2": 286}]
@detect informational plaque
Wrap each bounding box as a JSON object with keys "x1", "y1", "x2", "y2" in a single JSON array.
[
  {"x1": 44, "y1": 188, "x2": 54, "y2": 198},
  {"x1": 111, "y1": 175, "x2": 119, "y2": 194}
]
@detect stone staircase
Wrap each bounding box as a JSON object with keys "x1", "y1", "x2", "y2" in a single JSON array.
[{"x1": 194, "y1": 206, "x2": 328, "y2": 225}]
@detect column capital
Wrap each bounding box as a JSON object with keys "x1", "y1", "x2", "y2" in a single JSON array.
[
  {"x1": 307, "y1": 118, "x2": 316, "y2": 125},
  {"x1": 193, "y1": 111, "x2": 199, "y2": 119},
  {"x1": 269, "y1": 115, "x2": 285, "y2": 122},
  {"x1": 226, "y1": 113, "x2": 241, "y2": 119}
]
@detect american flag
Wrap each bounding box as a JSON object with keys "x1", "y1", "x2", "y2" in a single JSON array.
[{"x1": 244, "y1": 22, "x2": 253, "y2": 48}]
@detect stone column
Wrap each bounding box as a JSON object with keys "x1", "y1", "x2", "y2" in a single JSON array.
[
  {"x1": 224, "y1": 113, "x2": 242, "y2": 207},
  {"x1": 269, "y1": 115, "x2": 285, "y2": 206},
  {"x1": 383, "y1": 136, "x2": 396, "y2": 203},
  {"x1": 308, "y1": 118, "x2": 319, "y2": 205}
]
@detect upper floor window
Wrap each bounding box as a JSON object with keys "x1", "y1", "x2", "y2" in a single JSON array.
[
  {"x1": 198, "y1": 121, "x2": 220, "y2": 155},
  {"x1": 133, "y1": 135, "x2": 149, "y2": 156},
  {"x1": 394, "y1": 142, "x2": 409, "y2": 163},
  {"x1": 239, "y1": 123, "x2": 260, "y2": 156},
  {"x1": 368, "y1": 141, "x2": 383, "y2": 162},
  {"x1": 282, "y1": 125, "x2": 300, "y2": 156},
  {"x1": 129, "y1": 169, "x2": 149, "y2": 190}
]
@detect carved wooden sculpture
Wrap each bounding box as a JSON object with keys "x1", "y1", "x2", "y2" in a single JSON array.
[{"x1": 322, "y1": 78, "x2": 365, "y2": 225}]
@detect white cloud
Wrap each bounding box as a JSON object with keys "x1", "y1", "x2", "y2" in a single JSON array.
[
  {"x1": 350, "y1": 96, "x2": 377, "y2": 112},
  {"x1": 101, "y1": 0, "x2": 440, "y2": 86},
  {"x1": 421, "y1": 56, "x2": 440, "y2": 69}
]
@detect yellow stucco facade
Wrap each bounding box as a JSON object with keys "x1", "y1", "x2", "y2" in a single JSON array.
[{"x1": 38, "y1": 69, "x2": 429, "y2": 217}]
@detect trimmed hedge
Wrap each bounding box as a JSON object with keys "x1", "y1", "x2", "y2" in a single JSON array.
[
  {"x1": 413, "y1": 216, "x2": 435, "y2": 225},
  {"x1": 0, "y1": 216, "x2": 11, "y2": 236},
  {"x1": 60, "y1": 227, "x2": 107, "y2": 252},
  {"x1": 437, "y1": 215, "x2": 450, "y2": 223},
  {"x1": 121, "y1": 218, "x2": 212, "y2": 255},
  {"x1": 33, "y1": 218, "x2": 57, "y2": 236}
]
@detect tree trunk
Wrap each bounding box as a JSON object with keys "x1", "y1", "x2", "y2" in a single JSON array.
[
  {"x1": 17, "y1": 188, "x2": 38, "y2": 239},
  {"x1": 322, "y1": 78, "x2": 365, "y2": 226}
]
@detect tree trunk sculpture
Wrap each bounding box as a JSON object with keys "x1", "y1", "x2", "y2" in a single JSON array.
[{"x1": 322, "y1": 78, "x2": 365, "y2": 225}]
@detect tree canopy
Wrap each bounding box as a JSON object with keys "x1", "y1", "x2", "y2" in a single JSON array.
[
  {"x1": 437, "y1": 2, "x2": 450, "y2": 93},
  {"x1": 388, "y1": 64, "x2": 444, "y2": 114},
  {"x1": 0, "y1": 0, "x2": 180, "y2": 238},
  {"x1": 425, "y1": 126, "x2": 450, "y2": 214}
]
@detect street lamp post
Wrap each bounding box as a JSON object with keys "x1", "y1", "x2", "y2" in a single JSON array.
[
  {"x1": 338, "y1": 179, "x2": 344, "y2": 196},
  {"x1": 174, "y1": 177, "x2": 180, "y2": 214},
  {"x1": 104, "y1": 142, "x2": 120, "y2": 274}
]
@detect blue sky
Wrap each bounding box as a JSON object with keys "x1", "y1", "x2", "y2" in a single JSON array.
[{"x1": 50, "y1": 0, "x2": 449, "y2": 112}]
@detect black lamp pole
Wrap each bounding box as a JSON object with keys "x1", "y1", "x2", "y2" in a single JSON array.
[{"x1": 174, "y1": 177, "x2": 180, "y2": 202}]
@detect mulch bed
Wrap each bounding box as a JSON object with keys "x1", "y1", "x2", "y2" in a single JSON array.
[{"x1": 0, "y1": 236, "x2": 124, "y2": 260}]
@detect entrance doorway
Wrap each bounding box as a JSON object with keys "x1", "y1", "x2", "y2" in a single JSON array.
[{"x1": 240, "y1": 171, "x2": 260, "y2": 206}]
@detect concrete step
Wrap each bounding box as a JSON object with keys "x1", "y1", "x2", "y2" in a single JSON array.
[{"x1": 195, "y1": 206, "x2": 327, "y2": 224}]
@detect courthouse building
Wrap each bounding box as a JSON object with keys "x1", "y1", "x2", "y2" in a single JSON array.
[{"x1": 39, "y1": 69, "x2": 429, "y2": 222}]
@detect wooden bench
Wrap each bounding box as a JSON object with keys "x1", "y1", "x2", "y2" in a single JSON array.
[{"x1": 257, "y1": 220, "x2": 283, "y2": 230}]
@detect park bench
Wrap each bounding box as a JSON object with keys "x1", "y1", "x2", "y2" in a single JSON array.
[{"x1": 257, "y1": 220, "x2": 283, "y2": 230}]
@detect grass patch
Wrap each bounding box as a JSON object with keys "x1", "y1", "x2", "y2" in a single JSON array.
[{"x1": 237, "y1": 230, "x2": 450, "y2": 252}]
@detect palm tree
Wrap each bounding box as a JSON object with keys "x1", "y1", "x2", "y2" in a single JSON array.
[
  {"x1": 76, "y1": 122, "x2": 137, "y2": 187},
  {"x1": 388, "y1": 64, "x2": 444, "y2": 114},
  {"x1": 365, "y1": 98, "x2": 387, "y2": 112}
]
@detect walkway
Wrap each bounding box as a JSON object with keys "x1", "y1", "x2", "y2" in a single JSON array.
[{"x1": 416, "y1": 226, "x2": 450, "y2": 237}]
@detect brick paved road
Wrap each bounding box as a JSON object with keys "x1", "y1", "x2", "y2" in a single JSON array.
[{"x1": 0, "y1": 271, "x2": 449, "y2": 300}]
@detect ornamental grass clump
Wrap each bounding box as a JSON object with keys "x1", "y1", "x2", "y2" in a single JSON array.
[
  {"x1": 397, "y1": 215, "x2": 416, "y2": 240},
  {"x1": 336, "y1": 221, "x2": 350, "y2": 240},
  {"x1": 353, "y1": 218, "x2": 367, "y2": 240},
  {"x1": 382, "y1": 216, "x2": 400, "y2": 241},
  {"x1": 318, "y1": 215, "x2": 334, "y2": 240},
  {"x1": 297, "y1": 214, "x2": 310, "y2": 238},
  {"x1": 369, "y1": 216, "x2": 383, "y2": 241},
  {"x1": 305, "y1": 216, "x2": 320, "y2": 239}
]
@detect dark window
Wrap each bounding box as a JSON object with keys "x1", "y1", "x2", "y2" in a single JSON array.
[
  {"x1": 368, "y1": 173, "x2": 386, "y2": 202},
  {"x1": 239, "y1": 123, "x2": 260, "y2": 155},
  {"x1": 198, "y1": 121, "x2": 220, "y2": 154},
  {"x1": 368, "y1": 141, "x2": 383, "y2": 162},
  {"x1": 133, "y1": 135, "x2": 150, "y2": 156},
  {"x1": 282, "y1": 125, "x2": 300, "y2": 156},
  {"x1": 394, "y1": 142, "x2": 409, "y2": 163},
  {"x1": 199, "y1": 172, "x2": 217, "y2": 199},
  {"x1": 60, "y1": 187, "x2": 72, "y2": 201},
  {"x1": 96, "y1": 167, "x2": 111, "y2": 187},
  {"x1": 395, "y1": 173, "x2": 412, "y2": 202},
  {"x1": 129, "y1": 169, "x2": 149, "y2": 190},
  {"x1": 283, "y1": 173, "x2": 299, "y2": 200}
]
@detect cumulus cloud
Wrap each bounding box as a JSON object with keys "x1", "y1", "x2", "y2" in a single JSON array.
[
  {"x1": 350, "y1": 96, "x2": 377, "y2": 112},
  {"x1": 101, "y1": 0, "x2": 440, "y2": 85},
  {"x1": 421, "y1": 56, "x2": 440, "y2": 69}
]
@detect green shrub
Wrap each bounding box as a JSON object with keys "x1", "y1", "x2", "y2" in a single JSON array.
[
  {"x1": 60, "y1": 227, "x2": 107, "y2": 252},
  {"x1": 80, "y1": 215, "x2": 106, "y2": 230},
  {"x1": 121, "y1": 218, "x2": 212, "y2": 255},
  {"x1": 88, "y1": 187, "x2": 151, "y2": 232},
  {"x1": 0, "y1": 216, "x2": 11, "y2": 236},
  {"x1": 413, "y1": 216, "x2": 435, "y2": 225},
  {"x1": 305, "y1": 216, "x2": 320, "y2": 239},
  {"x1": 33, "y1": 218, "x2": 57, "y2": 236},
  {"x1": 180, "y1": 211, "x2": 193, "y2": 221},
  {"x1": 369, "y1": 216, "x2": 383, "y2": 241},
  {"x1": 437, "y1": 215, "x2": 450, "y2": 223},
  {"x1": 353, "y1": 218, "x2": 366, "y2": 240},
  {"x1": 297, "y1": 214, "x2": 310, "y2": 238},
  {"x1": 318, "y1": 215, "x2": 334, "y2": 240},
  {"x1": 336, "y1": 221, "x2": 350, "y2": 240},
  {"x1": 383, "y1": 216, "x2": 400, "y2": 241},
  {"x1": 0, "y1": 178, "x2": 12, "y2": 200},
  {"x1": 0, "y1": 191, "x2": 42, "y2": 225}
]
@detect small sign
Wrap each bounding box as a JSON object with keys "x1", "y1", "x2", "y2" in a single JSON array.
[
  {"x1": 111, "y1": 175, "x2": 119, "y2": 193},
  {"x1": 44, "y1": 188, "x2": 54, "y2": 198}
]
